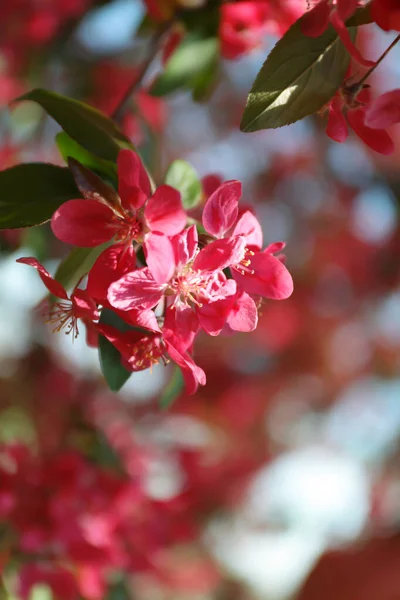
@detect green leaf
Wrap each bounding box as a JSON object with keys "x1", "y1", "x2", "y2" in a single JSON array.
[
  {"x1": 150, "y1": 34, "x2": 219, "y2": 97},
  {"x1": 54, "y1": 244, "x2": 110, "y2": 292},
  {"x1": 29, "y1": 585, "x2": 52, "y2": 600},
  {"x1": 347, "y1": 5, "x2": 373, "y2": 26},
  {"x1": 56, "y1": 132, "x2": 117, "y2": 181},
  {"x1": 0, "y1": 163, "x2": 79, "y2": 229},
  {"x1": 159, "y1": 367, "x2": 184, "y2": 409},
  {"x1": 98, "y1": 309, "x2": 132, "y2": 392},
  {"x1": 191, "y1": 54, "x2": 219, "y2": 102},
  {"x1": 15, "y1": 89, "x2": 134, "y2": 162},
  {"x1": 240, "y1": 19, "x2": 356, "y2": 132},
  {"x1": 165, "y1": 159, "x2": 202, "y2": 210}
]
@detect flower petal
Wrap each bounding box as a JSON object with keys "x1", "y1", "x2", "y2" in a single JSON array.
[
  {"x1": 197, "y1": 295, "x2": 236, "y2": 336},
  {"x1": 144, "y1": 232, "x2": 176, "y2": 283},
  {"x1": 87, "y1": 244, "x2": 136, "y2": 302},
  {"x1": 330, "y1": 11, "x2": 375, "y2": 67},
  {"x1": 16, "y1": 257, "x2": 68, "y2": 299},
  {"x1": 164, "y1": 339, "x2": 206, "y2": 394},
  {"x1": 227, "y1": 291, "x2": 258, "y2": 332},
  {"x1": 232, "y1": 210, "x2": 263, "y2": 250},
  {"x1": 336, "y1": 0, "x2": 358, "y2": 21},
  {"x1": 117, "y1": 149, "x2": 151, "y2": 210},
  {"x1": 371, "y1": 0, "x2": 400, "y2": 31},
  {"x1": 301, "y1": 0, "x2": 330, "y2": 37},
  {"x1": 326, "y1": 98, "x2": 348, "y2": 143},
  {"x1": 144, "y1": 185, "x2": 186, "y2": 235},
  {"x1": 364, "y1": 89, "x2": 400, "y2": 129},
  {"x1": 70, "y1": 288, "x2": 99, "y2": 321},
  {"x1": 164, "y1": 305, "x2": 199, "y2": 352},
  {"x1": 348, "y1": 108, "x2": 395, "y2": 155},
  {"x1": 51, "y1": 199, "x2": 114, "y2": 247},
  {"x1": 202, "y1": 180, "x2": 242, "y2": 238},
  {"x1": 233, "y1": 251, "x2": 293, "y2": 299},
  {"x1": 193, "y1": 236, "x2": 246, "y2": 272},
  {"x1": 171, "y1": 225, "x2": 198, "y2": 266},
  {"x1": 108, "y1": 268, "x2": 164, "y2": 311}
]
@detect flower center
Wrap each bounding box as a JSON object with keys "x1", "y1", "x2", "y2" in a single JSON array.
[
  {"x1": 169, "y1": 268, "x2": 209, "y2": 308},
  {"x1": 45, "y1": 301, "x2": 79, "y2": 338},
  {"x1": 233, "y1": 247, "x2": 254, "y2": 275},
  {"x1": 129, "y1": 336, "x2": 168, "y2": 371}
]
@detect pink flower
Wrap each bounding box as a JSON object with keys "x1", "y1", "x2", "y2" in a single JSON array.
[
  {"x1": 201, "y1": 181, "x2": 294, "y2": 302},
  {"x1": 51, "y1": 150, "x2": 186, "y2": 281},
  {"x1": 325, "y1": 86, "x2": 395, "y2": 154},
  {"x1": 98, "y1": 322, "x2": 206, "y2": 394},
  {"x1": 17, "y1": 257, "x2": 99, "y2": 340},
  {"x1": 301, "y1": 0, "x2": 374, "y2": 67},
  {"x1": 220, "y1": 2, "x2": 270, "y2": 59},
  {"x1": 19, "y1": 564, "x2": 79, "y2": 600},
  {"x1": 108, "y1": 225, "x2": 248, "y2": 338}
]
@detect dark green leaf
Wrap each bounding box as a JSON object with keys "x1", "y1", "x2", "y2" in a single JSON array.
[
  {"x1": 159, "y1": 366, "x2": 184, "y2": 409},
  {"x1": 150, "y1": 34, "x2": 219, "y2": 97},
  {"x1": 15, "y1": 89, "x2": 134, "y2": 162},
  {"x1": 99, "y1": 309, "x2": 132, "y2": 392},
  {"x1": 165, "y1": 159, "x2": 202, "y2": 210},
  {"x1": 0, "y1": 164, "x2": 79, "y2": 229},
  {"x1": 240, "y1": 20, "x2": 356, "y2": 132},
  {"x1": 54, "y1": 244, "x2": 110, "y2": 292},
  {"x1": 56, "y1": 132, "x2": 117, "y2": 181},
  {"x1": 191, "y1": 52, "x2": 219, "y2": 102}
]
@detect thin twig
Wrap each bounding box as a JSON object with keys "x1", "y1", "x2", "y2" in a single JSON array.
[
  {"x1": 357, "y1": 33, "x2": 400, "y2": 86},
  {"x1": 111, "y1": 18, "x2": 176, "y2": 125}
]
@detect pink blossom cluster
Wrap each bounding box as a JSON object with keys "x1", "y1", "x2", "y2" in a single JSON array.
[
  {"x1": 18, "y1": 150, "x2": 293, "y2": 393},
  {"x1": 0, "y1": 443, "x2": 198, "y2": 599}
]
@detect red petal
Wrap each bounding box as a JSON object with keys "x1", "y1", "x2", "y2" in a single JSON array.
[
  {"x1": 232, "y1": 210, "x2": 263, "y2": 250},
  {"x1": 233, "y1": 251, "x2": 294, "y2": 299},
  {"x1": 265, "y1": 242, "x2": 286, "y2": 254},
  {"x1": 326, "y1": 100, "x2": 348, "y2": 143},
  {"x1": 197, "y1": 294, "x2": 236, "y2": 336},
  {"x1": 117, "y1": 149, "x2": 151, "y2": 210},
  {"x1": 227, "y1": 291, "x2": 258, "y2": 332},
  {"x1": 348, "y1": 108, "x2": 395, "y2": 155},
  {"x1": 336, "y1": 0, "x2": 358, "y2": 21},
  {"x1": 87, "y1": 244, "x2": 136, "y2": 302},
  {"x1": 202, "y1": 174, "x2": 223, "y2": 199},
  {"x1": 171, "y1": 225, "x2": 198, "y2": 266},
  {"x1": 144, "y1": 185, "x2": 186, "y2": 235},
  {"x1": 70, "y1": 288, "x2": 99, "y2": 321},
  {"x1": 164, "y1": 305, "x2": 199, "y2": 352},
  {"x1": 193, "y1": 236, "x2": 246, "y2": 272},
  {"x1": 202, "y1": 180, "x2": 242, "y2": 238},
  {"x1": 301, "y1": 1, "x2": 330, "y2": 37},
  {"x1": 108, "y1": 268, "x2": 164, "y2": 311},
  {"x1": 164, "y1": 339, "x2": 206, "y2": 394},
  {"x1": 364, "y1": 89, "x2": 400, "y2": 129},
  {"x1": 330, "y1": 11, "x2": 375, "y2": 67},
  {"x1": 144, "y1": 232, "x2": 176, "y2": 283},
  {"x1": 51, "y1": 199, "x2": 114, "y2": 247},
  {"x1": 371, "y1": 0, "x2": 400, "y2": 31},
  {"x1": 16, "y1": 257, "x2": 68, "y2": 299}
]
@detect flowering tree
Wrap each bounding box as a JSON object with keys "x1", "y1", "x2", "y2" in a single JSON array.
[{"x1": 0, "y1": 0, "x2": 400, "y2": 598}]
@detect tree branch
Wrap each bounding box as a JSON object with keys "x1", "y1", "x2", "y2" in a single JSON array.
[{"x1": 111, "y1": 18, "x2": 176, "y2": 125}]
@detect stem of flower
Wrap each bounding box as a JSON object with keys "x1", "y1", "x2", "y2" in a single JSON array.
[
  {"x1": 357, "y1": 33, "x2": 400, "y2": 86},
  {"x1": 111, "y1": 18, "x2": 176, "y2": 125}
]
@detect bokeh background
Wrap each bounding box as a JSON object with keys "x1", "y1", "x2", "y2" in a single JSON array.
[{"x1": 1, "y1": 1, "x2": 400, "y2": 598}]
